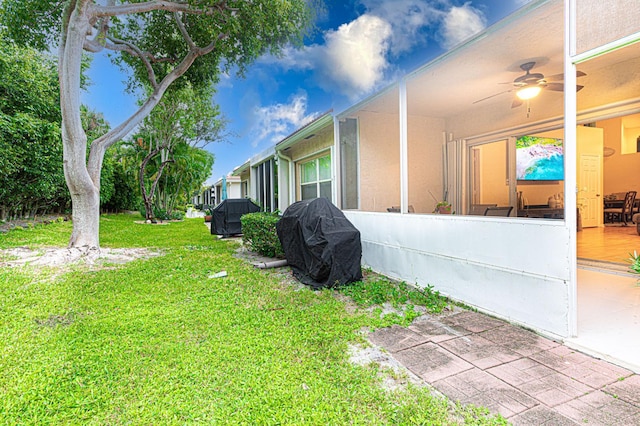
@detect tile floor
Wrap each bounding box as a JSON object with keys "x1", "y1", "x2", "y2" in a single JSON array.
[
  {"x1": 567, "y1": 268, "x2": 640, "y2": 374},
  {"x1": 369, "y1": 310, "x2": 639, "y2": 425}
]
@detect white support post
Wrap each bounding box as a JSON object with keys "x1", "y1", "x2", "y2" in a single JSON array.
[
  {"x1": 333, "y1": 116, "x2": 341, "y2": 208},
  {"x1": 565, "y1": 0, "x2": 578, "y2": 338},
  {"x1": 399, "y1": 79, "x2": 408, "y2": 213}
]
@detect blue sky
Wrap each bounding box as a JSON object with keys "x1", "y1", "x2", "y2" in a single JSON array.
[{"x1": 81, "y1": 0, "x2": 531, "y2": 184}]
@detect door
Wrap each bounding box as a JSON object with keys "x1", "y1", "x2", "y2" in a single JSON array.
[
  {"x1": 467, "y1": 139, "x2": 513, "y2": 215},
  {"x1": 579, "y1": 154, "x2": 602, "y2": 228}
]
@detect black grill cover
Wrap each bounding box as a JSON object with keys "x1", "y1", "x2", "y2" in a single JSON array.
[
  {"x1": 276, "y1": 198, "x2": 362, "y2": 289},
  {"x1": 211, "y1": 198, "x2": 260, "y2": 237}
]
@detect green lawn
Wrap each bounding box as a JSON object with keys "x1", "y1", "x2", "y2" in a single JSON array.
[{"x1": 0, "y1": 215, "x2": 505, "y2": 425}]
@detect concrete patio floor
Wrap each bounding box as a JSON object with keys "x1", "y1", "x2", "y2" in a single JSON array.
[{"x1": 369, "y1": 310, "x2": 640, "y2": 425}]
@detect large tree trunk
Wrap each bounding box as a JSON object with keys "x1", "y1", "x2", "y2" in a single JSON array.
[{"x1": 60, "y1": 2, "x2": 102, "y2": 249}]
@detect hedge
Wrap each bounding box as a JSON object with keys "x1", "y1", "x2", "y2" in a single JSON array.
[{"x1": 241, "y1": 212, "x2": 284, "y2": 258}]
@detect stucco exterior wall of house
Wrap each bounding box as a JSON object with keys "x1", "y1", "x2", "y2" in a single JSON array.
[
  {"x1": 576, "y1": 0, "x2": 639, "y2": 55},
  {"x1": 358, "y1": 111, "x2": 401, "y2": 212},
  {"x1": 286, "y1": 126, "x2": 334, "y2": 162},
  {"x1": 284, "y1": 126, "x2": 334, "y2": 203},
  {"x1": 227, "y1": 180, "x2": 242, "y2": 199},
  {"x1": 344, "y1": 210, "x2": 572, "y2": 338},
  {"x1": 407, "y1": 115, "x2": 446, "y2": 213}
]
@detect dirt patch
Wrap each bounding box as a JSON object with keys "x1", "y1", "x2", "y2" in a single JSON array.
[
  {"x1": 0, "y1": 246, "x2": 162, "y2": 269},
  {"x1": 348, "y1": 342, "x2": 425, "y2": 391}
]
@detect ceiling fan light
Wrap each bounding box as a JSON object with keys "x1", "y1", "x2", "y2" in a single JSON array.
[{"x1": 516, "y1": 85, "x2": 541, "y2": 100}]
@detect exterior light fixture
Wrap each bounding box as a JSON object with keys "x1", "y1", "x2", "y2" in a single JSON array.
[{"x1": 516, "y1": 85, "x2": 542, "y2": 100}]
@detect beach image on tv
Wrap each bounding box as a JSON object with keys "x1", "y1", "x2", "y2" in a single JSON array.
[{"x1": 516, "y1": 136, "x2": 564, "y2": 181}]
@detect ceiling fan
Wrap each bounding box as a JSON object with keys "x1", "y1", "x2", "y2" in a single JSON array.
[{"x1": 474, "y1": 61, "x2": 586, "y2": 108}]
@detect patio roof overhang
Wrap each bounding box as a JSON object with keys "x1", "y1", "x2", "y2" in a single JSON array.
[
  {"x1": 231, "y1": 160, "x2": 250, "y2": 177},
  {"x1": 276, "y1": 110, "x2": 334, "y2": 152}
]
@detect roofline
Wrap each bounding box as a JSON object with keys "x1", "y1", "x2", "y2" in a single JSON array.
[
  {"x1": 275, "y1": 110, "x2": 334, "y2": 151},
  {"x1": 231, "y1": 160, "x2": 250, "y2": 176},
  {"x1": 336, "y1": 82, "x2": 399, "y2": 119},
  {"x1": 250, "y1": 146, "x2": 276, "y2": 165}
]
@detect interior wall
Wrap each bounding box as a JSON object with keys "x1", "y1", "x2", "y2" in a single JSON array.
[
  {"x1": 358, "y1": 110, "x2": 400, "y2": 212},
  {"x1": 477, "y1": 141, "x2": 510, "y2": 205},
  {"x1": 407, "y1": 115, "x2": 445, "y2": 213},
  {"x1": 598, "y1": 115, "x2": 640, "y2": 195}
]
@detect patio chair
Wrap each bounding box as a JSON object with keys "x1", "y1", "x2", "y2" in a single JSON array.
[
  {"x1": 604, "y1": 190, "x2": 637, "y2": 225},
  {"x1": 484, "y1": 206, "x2": 513, "y2": 217},
  {"x1": 469, "y1": 203, "x2": 497, "y2": 215}
]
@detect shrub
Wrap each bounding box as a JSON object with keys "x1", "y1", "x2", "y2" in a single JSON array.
[
  {"x1": 241, "y1": 212, "x2": 284, "y2": 258},
  {"x1": 138, "y1": 205, "x2": 184, "y2": 221}
]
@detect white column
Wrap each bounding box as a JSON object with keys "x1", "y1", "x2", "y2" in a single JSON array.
[
  {"x1": 565, "y1": 0, "x2": 578, "y2": 337},
  {"x1": 399, "y1": 79, "x2": 408, "y2": 213}
]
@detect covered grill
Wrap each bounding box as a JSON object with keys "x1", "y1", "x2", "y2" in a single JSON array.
[
  {"x1": 276, "y1": 198, "x2": 362, "y2": 289},
  {"x1": 211, "y1": 198, "x2": 260, "y2": 237}
]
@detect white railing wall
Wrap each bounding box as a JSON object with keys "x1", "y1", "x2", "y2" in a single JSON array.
[{"x1": 345, "y1": 211, "x2": 572, "y2": 338}]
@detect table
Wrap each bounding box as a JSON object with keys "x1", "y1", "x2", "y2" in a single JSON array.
[{"x1": 517, "y1": 206, "x2": 564, "y2": 219}]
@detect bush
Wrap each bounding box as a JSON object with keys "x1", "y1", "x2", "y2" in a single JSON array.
[
  {"x1": 138, "y1": 205, "x2": 185, "y2": 221},
  {"x1": 241, "y1": 212, "x2": 284, "y2": 258}
]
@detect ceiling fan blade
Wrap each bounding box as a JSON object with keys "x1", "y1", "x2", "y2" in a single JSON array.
[
  {"x1": 511, "y1": 98, "x2": 523, "y2": 108},
  {"x1": 472, "y1": 89, "x2": 513, "y2": 104},
  {"x1": 544, "y1": 70, "x2": 587, "y2": 82},
  {"x1": 546, "y1": 82, "x2": 564, "y2": 92},
  {"x1": 544, "y1": 82, "x2": 585, "y2": 92}
]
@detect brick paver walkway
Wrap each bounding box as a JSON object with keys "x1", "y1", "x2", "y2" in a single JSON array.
[{"x1": 369, "y1": 310, "x2": 640, "y2": 425}]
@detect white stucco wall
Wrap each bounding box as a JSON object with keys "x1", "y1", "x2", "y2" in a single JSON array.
[
  {"x1": 345, "y1": 211, "x2": 572, "y2": 338},
  {"x1": 407, "y1": 115, "x2": 445, "y2": 213},
  {"x1": 358, "y1": 110, "x2": 401, "y2": 212},
  {"x1": 227, "y1": 182, "x2": 242, "y2": 199}
]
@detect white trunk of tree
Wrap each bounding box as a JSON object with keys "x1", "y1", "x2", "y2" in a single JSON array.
[{"x1": 60, "y1": 2, "x2": 101, "y2": 249}]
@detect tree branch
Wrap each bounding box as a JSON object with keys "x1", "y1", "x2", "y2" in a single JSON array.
[
  {"x1": 90, "y1": 1, "x2": 236, "y2": 18},
  {"x1": 174, "y1": 12, "x2": 196, "y2": 50},
  {"x1": 103, "y1": 35, "x2": 160, "y2": 89}
]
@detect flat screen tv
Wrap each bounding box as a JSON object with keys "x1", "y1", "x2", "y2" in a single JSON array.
[{"x1": 516, "y1": 135, "x2": 564, "y2": 181}]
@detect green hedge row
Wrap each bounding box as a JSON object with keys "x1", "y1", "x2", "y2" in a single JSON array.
[{"x1": 241, "y1": 212, "x2": 284, "y2": 258}]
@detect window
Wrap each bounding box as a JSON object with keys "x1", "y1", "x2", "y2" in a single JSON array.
[{"x1": 300, "y1": 154, "x2": 331, "y2": 200}]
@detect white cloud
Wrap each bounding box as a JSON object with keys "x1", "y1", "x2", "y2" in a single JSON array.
[
  {"x1": 261, "y1": 1, "x2": 487, "y2": 101},
  {"x1": 252, "y1": 93, "x2": 318, "y2": 147},
  {"x1": 441, "y1": 3, "x2": 486, "y2": 49},
  {"x1": 315, "y1": 14, "x2": 392, "y2": 99},
  {"x1": 359, "y1": 0, "x2": 441, "y2": 56}
]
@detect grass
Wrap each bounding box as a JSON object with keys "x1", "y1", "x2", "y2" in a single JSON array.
[{"x1": 0, "y1": 214, "x2": 506, "y2": 425}]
